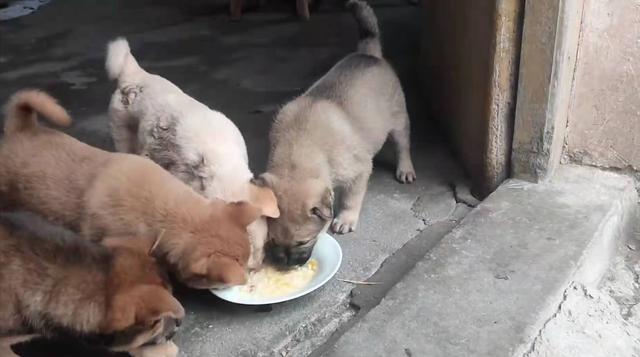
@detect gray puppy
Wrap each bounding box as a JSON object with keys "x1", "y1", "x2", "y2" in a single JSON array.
[{"x1": 258, "y1": 0, "x2": 416, "y2": 266}]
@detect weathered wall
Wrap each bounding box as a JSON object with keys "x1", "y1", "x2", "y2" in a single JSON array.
[
  {"x1": 565, "y1": 0, "x2": 640, "y2": 173},
  {"x1": 511, "y1": 0, "x2": 585, "y2": 183},
  {"x1": 421, "y1": 0, "x2": 523, "y2": 198}
]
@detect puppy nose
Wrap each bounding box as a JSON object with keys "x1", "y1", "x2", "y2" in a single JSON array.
[
  {"x1": 289, "y1": 255, "x2": 310, "y2": 266},
  {"x1": 266, "y1": 244, "x2": 289, "y2": 266},
  {"x1": 288, "y1": 250, "x2": 312, "y2": 266},
  {"x1": 175, "y1": 318, "x2": 183, "y2": 328}
]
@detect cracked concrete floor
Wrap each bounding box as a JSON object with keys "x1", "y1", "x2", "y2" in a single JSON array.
[
  {"x1": 0, "y1": 0, "x2": 470, "y2": 356},
  {"x1": 526, "y1": 221, "x2": 640, "y2": 357}
]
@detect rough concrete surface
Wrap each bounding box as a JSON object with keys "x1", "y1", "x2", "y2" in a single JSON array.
[
  {"x1": 0, "y1": 1, "x2": 469, "y2": 356},
  {"x1": 527, "y1": 281, "x2": 640, "y2": 357},
  {"x1": 565, "y1": 0, "x2": 640, "y2": 172},
  {"x1": 322, "y1": 165, "x2": 638, "y2": 357},
  {"x1": 307, "y1": 219, "x2": 467, "y2": 357},
  {"x1": 528, "y1": 233, "x2": 640, "y2": 357},
  {"x1": 0, "y1": 0, "x2": 52, "y2": 21}
]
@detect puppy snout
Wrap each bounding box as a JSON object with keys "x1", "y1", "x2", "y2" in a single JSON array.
[
  {"x1": 161, "y1": 317, "x2": 181, "y2": 341},
  {"x1": 266, "y1": 243, "x2": 289, "y2": 266},
  {"x1": 165, "y1": 330, "x2": 176, "y2": 341},
  {"x1": 267, "y1": 242, "x2": 313, "y2": 267},
  {"x1": 288, "y1": 248, "x2": 312, "y2": 266}
]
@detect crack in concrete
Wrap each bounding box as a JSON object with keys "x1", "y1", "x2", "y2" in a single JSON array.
[
  {"x1": 410, "y1": 186, "x2": 461, "y2": 229},
  {"x1": 307, "y1": 219, "x2": 464, "y2": 357},
  {"x1": 277, "y1": 192, "x2": 455, "y2": 357},
  {"x1": 623, "y1": 301, "x2": 640, "y2": 320},
  {"x1": 618, "y1": 260, "x2": 640, "y2": 320},
  {"x1": 522, "y1": 284, "x2": 575, "y2": 357},
  {"x1": 449, "y1": 181, "x2": 479, "y2": 208},
  {"x1": 275, "y1": 301, "x2": 356, "y2": 357},
  {"x1": 409, "y1": 195, "x2": 429, "y2": 229},
  {"x1": 449, "y1": 182, "x2": 475, "y2": 208}
]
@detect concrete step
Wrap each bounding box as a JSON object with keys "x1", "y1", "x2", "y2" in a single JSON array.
[{"x1": 320, "y1": 165, "x2": 638, "y2": 357}]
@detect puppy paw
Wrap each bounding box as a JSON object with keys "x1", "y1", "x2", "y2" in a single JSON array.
[
  {"x1": 396, "y1": 164, "x2": 416, "y2": 184},
  {"x1": 331, "y1": 211, "x2": 359, "y2": 234},
  {"x1": 247, "y1": 249, "x2": 265, "y2": 271},
  {"x1": 129, "y1": 341, "x2": 178, "y2": 357}
]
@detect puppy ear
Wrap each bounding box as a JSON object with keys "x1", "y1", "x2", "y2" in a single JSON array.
[
  {"x1": 209, "y1": 256, "x2": 247, "y2": 286},
  {"x1": 105, "y1": 294, "x2": 136, "y2": 332},
  {"x1": 312, "y1": 188, "x2": 334, "y2": 221},
  {"x1": 227, "y1": 201, "x2": 262, "y2": 227},
  {"x1": 190, "y1": 256, "x2": 247, "y2": 286},
  {"x1": 132, "y1": 286, "x2": 185, "y2": 323},
  {"x1": 248, "y1": 182, "x2": 280, "y2": 218},
  {"x1": 189, "y1": 257, "x2": 209, "y2": 276},
  {"x1": 105, "y1": 286, "x2": 185, "y2": 332}
]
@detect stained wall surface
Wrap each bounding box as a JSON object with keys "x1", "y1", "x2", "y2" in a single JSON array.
[{"x1": 565, "y1": 0, "x2": 640, "y2": 174}]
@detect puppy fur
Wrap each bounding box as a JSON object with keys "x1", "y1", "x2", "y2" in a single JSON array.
[
  {"x1": 0, "y1": 212, "x2": 184, "y2": 357},
  {"x1": 106, "y1": 38, "x2": 279, "y2": 269},
  {"x1": 0, "y1": 90, "x2": 260, "y2": 288},
  {"x1": 259, "y1": 0, "x2": 416, "y2": 266}
]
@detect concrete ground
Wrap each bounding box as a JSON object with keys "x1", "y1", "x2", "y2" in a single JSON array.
[
  {"x1": 526, "y1": 240, "x2": 640, "y2": 357},
  {"x1": 321, "y1": 165, "x2": 638, "y2": 357},
  {"x1": 1, "y1": 1, "x2": 472, "y2": 356}
]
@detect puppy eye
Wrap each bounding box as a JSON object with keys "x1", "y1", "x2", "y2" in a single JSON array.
[
  {"x1": 310, "y1": 208, "x2": 323, "y2": 219},
  {"x1": 295, "y1": 241, "x2": 308, "y2": 247}
]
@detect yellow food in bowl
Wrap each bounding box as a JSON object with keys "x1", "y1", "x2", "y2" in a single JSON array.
[{"x1": 239, "y1": 259, "x2": 318, "y2": 298}]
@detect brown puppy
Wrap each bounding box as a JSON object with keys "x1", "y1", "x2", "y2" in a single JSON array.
[
  {"x1": 0, "y1": 213, "x2": 184, "y2": 357},
  {"x1": 0, "y1": 90, "x2": 260, "y2": 288},
  {"x1": 260, "y1": 1, "x2": 416, "y2": 266}
]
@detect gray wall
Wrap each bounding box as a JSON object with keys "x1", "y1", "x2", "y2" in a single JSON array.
[{"x1": 564, "y1": 0, "x2": 640, "y2": 173}]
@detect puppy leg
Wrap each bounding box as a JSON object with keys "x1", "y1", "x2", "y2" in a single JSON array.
[
  {"x1": 0, "y1": 335, "x2": 37, "y2": 357},
  {"x1": 296, "y1": 0, "x2": 310, "y2": 19},
  {"x1": 109, "y1": 91, "x2": 140, "y2": 154},
  {"x1": 129, "y1": 341, "x2": 178, "y2": 357},
  {"x1": 230, "y1": 0, "x2": 243, "y2": 20},
  {"x1": 331, "y1": 164, "x2": 372, "y2": 234},
  {"x1": 110, "y1": 113, "x2": 139, "y2": 153},
  {"x1": 0, "y1": 344, "x2": 19, "y2": 357},
  {"x1": 390, "y1": 117, "x2": 416, "y2": 184},
  {"x1": 246, "y1": 219, "x2": 267, "y2": 270}
]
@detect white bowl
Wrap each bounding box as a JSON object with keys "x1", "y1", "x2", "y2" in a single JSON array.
[{"x1": 211, "y1": 233, "x2": 342, "y2": 305}]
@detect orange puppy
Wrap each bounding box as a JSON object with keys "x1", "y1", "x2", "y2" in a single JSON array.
[
  {"x1": 0, "y1": 213, "x2": 184, "y2": 357},
  {"x1": 0, "y1": 90, "x2": 261, "y2": 288}
]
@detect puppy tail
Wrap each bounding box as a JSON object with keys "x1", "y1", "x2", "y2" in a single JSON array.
[
  {"x1": 346, "y1": 0, "x2": 382, "y2": 58},
  {"x1": 106, "y1": 37, "x2": 143, "y2": 82},
  {"x1": 4, "y1": 90, "x2": 72, "y2": 134}
]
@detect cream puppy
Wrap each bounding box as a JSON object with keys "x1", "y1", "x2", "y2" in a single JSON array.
[
  {"x1": 258, "y1": 0, "x2": 416, "y2": 266},
  {"x1": 106, "y1": 38, "x2": 279, "y2": 269}
]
